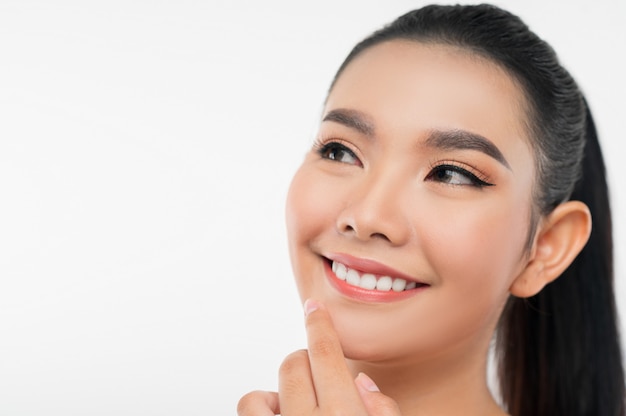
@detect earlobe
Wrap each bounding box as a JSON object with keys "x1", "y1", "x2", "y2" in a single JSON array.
[{"x1": 510, "y1": 201, "x2": 592, "y2": 298}]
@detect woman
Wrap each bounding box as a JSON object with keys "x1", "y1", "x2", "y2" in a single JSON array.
[{"x1": 238, "y1": 4, "x2": 625, "y2": 415}]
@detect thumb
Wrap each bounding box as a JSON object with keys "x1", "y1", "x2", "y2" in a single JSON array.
[{"x1": 355, "y1": 372, "x2": 402, "y2": 415}]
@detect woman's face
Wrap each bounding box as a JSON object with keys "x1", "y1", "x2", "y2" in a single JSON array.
[{"x1": 286, "y1": 41, "x2": 536, "y2": 365}]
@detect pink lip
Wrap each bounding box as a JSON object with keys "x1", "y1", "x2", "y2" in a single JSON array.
[
  {"x1": 328, "y1": 253, "x2": 426, "y2": 284},
  {"x1": 323, "y1": 253, "x2": 429, "y2": 303}
]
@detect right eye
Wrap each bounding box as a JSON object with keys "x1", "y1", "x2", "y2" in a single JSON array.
[{"x1": 317, "y1": 142, "x2": 362, "y2": 167}]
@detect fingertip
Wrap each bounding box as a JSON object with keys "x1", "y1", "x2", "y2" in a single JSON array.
[
  {"x1": 303, "y1": 298, "x2": 322, "y2": 316},
  {"x1": 355, "y1": 372, "x2": 380, "y2": 393},
  {"x1": 355, "y1": 374, "x2": 402, "y2": 415}
]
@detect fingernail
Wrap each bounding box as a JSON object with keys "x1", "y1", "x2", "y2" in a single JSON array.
[
  {"x1": 303, "y1": 299, "x2": 320, "y2": 316},
  {"x1": 356, "y1": 372, "x2": 380, "y2": 392}
]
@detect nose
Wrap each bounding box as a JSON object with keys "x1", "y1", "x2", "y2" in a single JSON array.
[{"x1": 335, "y1": 169, "x2": 411, "y2": 246}]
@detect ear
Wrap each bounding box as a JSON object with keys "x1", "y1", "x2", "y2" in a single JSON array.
[{"x1": 510, "y1": 201, "x2": 592, "y2": 298}]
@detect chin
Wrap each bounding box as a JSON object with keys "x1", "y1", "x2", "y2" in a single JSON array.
[{"x1": 325, "y1": 304, "x2": 399, "y2": 362}]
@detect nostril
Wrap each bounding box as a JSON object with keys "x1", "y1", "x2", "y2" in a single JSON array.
[
  {"x1": 336, "y1": 205, "x2": 406, "y2": 244},
  {"x1": 370, "y1": 232, "x2": 391, "y2": 242},
  {"x1": 337, "y1": 217, "x2": 393, "y2": 242},
  {"x1": 340, "y1": 223, "x2": 356, "y2": 234}
]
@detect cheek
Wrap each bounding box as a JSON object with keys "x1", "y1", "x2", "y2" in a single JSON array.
[
  {"x1": 285, "y1": 166, "x2": 338, "y2": 294},
  {"x1": 422, "y1": 195, "x2": 531, "y2": 298},
  {"x1": 286, "y1": 166, "x2": 328, "y2": 247},
  {"x1": 358, "y1": 197, "x2": 534, "y2": 358}
]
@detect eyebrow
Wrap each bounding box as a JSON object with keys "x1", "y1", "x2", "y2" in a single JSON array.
[
  {"x1": 322, "y1": 108, "x2": 511, "y2": 170},
  {"x1": 322, "y1": 108, "x2": 375, "y2": 137},
  {"x1": 424, "y1": 129, "x2": 512, "y2": 170}
]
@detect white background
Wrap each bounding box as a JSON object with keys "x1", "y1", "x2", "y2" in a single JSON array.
[{"x1": 0, "y1": 1, "x2": 624, "y2": 414}]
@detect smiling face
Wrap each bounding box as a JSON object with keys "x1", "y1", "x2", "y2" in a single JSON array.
[{"x1": 286, "y1": 41, "x2": 537, "y2": 366}]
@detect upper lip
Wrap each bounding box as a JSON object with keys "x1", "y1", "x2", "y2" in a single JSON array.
[{"x1": 324, "y1": 252, "x2": 428, "y2": 285}]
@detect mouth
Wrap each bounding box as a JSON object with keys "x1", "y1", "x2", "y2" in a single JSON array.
[{"x1": 323, "y1": 254, "x2": 429, "y2": 302}]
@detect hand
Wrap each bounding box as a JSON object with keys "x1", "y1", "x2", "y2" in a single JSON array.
[{"x1": 237, "y1": 299, "x2": 401, "y2": 415}]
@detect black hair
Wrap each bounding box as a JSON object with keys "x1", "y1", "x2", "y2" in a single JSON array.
[{"x1": 329, "y1": 4, "x2": 625, "y2": 416}]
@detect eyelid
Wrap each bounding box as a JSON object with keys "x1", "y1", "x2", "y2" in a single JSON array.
[
  {"x1": 313, "y1": 136, "x2": 356, "y2": 151},
  {"x1": 427, "y1": 159, "x2": 494, "y2": 187},
  {"x1": 313, "y1": 136, "x2": 364, "y2": 161}
]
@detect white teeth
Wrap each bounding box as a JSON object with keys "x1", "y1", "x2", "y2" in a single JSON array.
[
  {"x1": 376, "y1": 276, "x2": 393, "y2": 291},
  {"x1": 331, "y1": 261, "x2": 419, "y2": 292},
  {"x1": 335, "y1": 263, "x2": 347, "y2": 280},
  {"x1": 359, "y1": 273, "x2": 377, "y2": 290},
  {"x1": 346, "y1": 269, "x2": 360, "y2": 286},
  {"x1": 392, "y1": 278, "x2": 407, "y2": 292}
]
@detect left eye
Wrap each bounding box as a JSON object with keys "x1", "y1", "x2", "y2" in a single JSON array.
[
  {"x1": 317, "y1": 142, "x2": 362, "y2": 166},
  {"x1": 426, "y1": 164, "x2": 493, "y2": 188}
]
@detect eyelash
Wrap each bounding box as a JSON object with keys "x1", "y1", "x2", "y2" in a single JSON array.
[
  {"x1": 314, "y1": 140, "x2": 362, "y2": 167},
  {"x1": 313, "y1": 140, "x2": 494, "y2": 188},
  {"x1": 426, "y1": 160, "x2": 494, "y2": 188}
]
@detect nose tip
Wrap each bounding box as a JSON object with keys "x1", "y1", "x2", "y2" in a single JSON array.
[
  {"x1": 335, "y1": 185, "x2": 410, "y2": 246},
  {"x1": 338, "y1": 221, "x2": 393, "y2": 243}
]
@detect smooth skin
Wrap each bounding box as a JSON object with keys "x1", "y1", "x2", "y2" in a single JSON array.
[
  {"x1": 238, "y1": 41, "x2": 591, "y2": 415},
  {"x1": 238, "y1": 300, "x2": 400, "y2": 416}
]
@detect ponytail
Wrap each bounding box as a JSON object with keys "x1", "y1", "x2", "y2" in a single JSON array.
[{"x1": 497, "y1": 101, "x2": 625, "y2": 416}]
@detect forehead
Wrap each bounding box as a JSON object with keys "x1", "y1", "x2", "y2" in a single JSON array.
[{"x1": 326, "y1": 40, "x2": 532, "y2": 157}]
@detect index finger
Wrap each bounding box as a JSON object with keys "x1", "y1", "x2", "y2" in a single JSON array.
[{"x1": 304, "y1": 299, "x2": 364, "y2": 408}]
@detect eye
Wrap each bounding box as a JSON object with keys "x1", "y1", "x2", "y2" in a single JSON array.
[
  {"x1": 316, "y1": 141, "x2": 362, "y2": 167},
  {"x1": 426, "y1": 163, "x2": 494, "y2": 188}
]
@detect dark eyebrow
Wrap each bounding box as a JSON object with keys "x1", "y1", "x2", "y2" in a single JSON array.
[
  {"x1": 322, "y1": 108, "x2": 375, "y2": 137},
  {"x1": 424, "y1": 129, "x2": 511, "y2": 170}
]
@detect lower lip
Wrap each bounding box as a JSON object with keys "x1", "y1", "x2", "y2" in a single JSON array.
[{"x1": 323, "y1": 260, "x2": 427, "y2": 303}]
